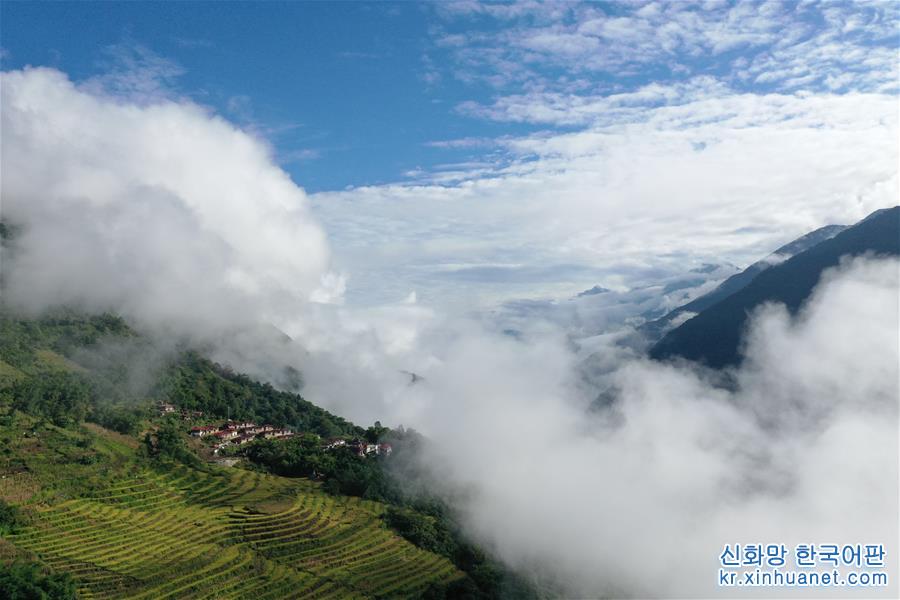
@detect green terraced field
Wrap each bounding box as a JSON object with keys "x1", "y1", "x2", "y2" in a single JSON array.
[{"x1": 4, "y1": 464, "x2": 464, "y2": 599}]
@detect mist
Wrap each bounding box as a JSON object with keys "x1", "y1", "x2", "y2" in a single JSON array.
[
  {"x1": 384, "y1": 256, "x2": 898, "y2": 598},
  {"x1": 1, "y1": 67, "x2": 897, "y2": 598}
]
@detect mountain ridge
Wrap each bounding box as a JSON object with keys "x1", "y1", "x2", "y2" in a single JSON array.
[
  {"x1": 640, "y1": 223, "x2": 847, "y2": 342},
  {"x1": 649, "y1": 206, "x2": 899, "y2": 368}
]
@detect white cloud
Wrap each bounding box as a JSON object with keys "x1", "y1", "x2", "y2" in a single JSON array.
[
  {"x1": 378, "y1": 256, "x2": 899, "y2": 598},
  {"x1": 1, "y1": 67, "x2": 333, "y2": 338},
  {"x1": 428, "y1": 1, "x2": 898, "y2": 105},
  {"x1": 313, "y1": 90, "x2": 898, "y2": 310},
  {"x1": 82, "y1": 41, "x2": 186, "y2": 103}
]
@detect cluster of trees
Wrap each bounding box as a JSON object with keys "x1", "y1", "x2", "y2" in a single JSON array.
[
  {"x1": 0, "y1": 562, "x2": 76, "y2": 600},
  {"x1": 0, "y1": 312, "x2": 144, "y2": 432},
  {"x1": 143, "y1": 420, "x2": 202, "y2": 467},
  {"x1": 8, "y1": 372, "x2": 92, "y2": 428},
  {"x1": 88, "y1": 404, "x2": 144, "y2": 435},
  {"x1": 244, "y1": 434, "x2": 399, "y2": 501},
  {"x1": 2, "y1": 364, "x2": 141, "y2": 435},
  {"x1": 0, "y1": 312, "x2": 130, "y2": 369},
  {"x1": 381, "y1": 485, "x2": 537, "y2": 598},
  {"x1": 384, "y1": 506, "x2": 457, "y2": 558},
  {"x1": 0, "y1": 499, "x2": 26, "y2": 535}
]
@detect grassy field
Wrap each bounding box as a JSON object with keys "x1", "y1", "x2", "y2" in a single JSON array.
[{"x1": 0, "y1": 418, "x2": 464, "y2": 599}]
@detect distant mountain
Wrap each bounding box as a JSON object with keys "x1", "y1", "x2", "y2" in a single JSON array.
[
  {"x1": 577, "y1": 285, "x2": 611, "y2": 297},
  {"x1": 649, "y1": 207, "x2": 898, "y2": 368},
  {"x1": 690, "y1": 263, "x2": 723, "y2": 274},
  {"x1": 641, "y1": 224, "x2": 846, "y2": 342}
]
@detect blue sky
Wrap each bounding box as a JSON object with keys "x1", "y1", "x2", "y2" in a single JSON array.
[
  {"x1": 5, "y1": 1, "x2": 893, "y2": 194},
  {"x1": 2, "y1": 1, "x2": 897, "y2": 309},
  {"x1": 1, "y1": 1, "x2": 538, "y2": 192}
]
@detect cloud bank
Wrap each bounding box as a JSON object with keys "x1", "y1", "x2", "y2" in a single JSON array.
[
  {"x1": 385, "y1": 256, "x2": 899, "y2": 598},
  {"x1": 1, "y1": 67, "x2": 335, "y2": 338},
  {"x1": 313, "y1": 89, "x2": 898, "y2": 309},
  {"x1": 309, "y1": 0, "x2": 899, "y2": 310}
]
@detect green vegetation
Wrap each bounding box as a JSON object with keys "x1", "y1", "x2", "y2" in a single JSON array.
[
  {"x1": 384, "y1": 508, "x2": 456, "y2": 560},
  {"x1": 0, "y1": 309, "x2": 533, "y2": 598},
  {"x1": 143, "y1": 420, "x2": 202, "y2": 467},
  {"x1": 245, "y1": 435, "x2": 398, "y2": 501},
  {"x1": 87, "y1": 405, "x2": 143, "y2": 436},
  {"x1": 0, "y1": 310, "x2": 361, "y2": 440},
  {"x1": 6, "y1": 461, "x2": 465, "y2": 597},
  {"x1": 0, "y1": 415, "x2": 466, "y2": 598},
  {"x1": 10, "y1": 372, "x2": 92, "y2": 428},
  {"x1": 243, "y1": 432, "x2": 537, "y2": 599},
  {"x1": 0, "y1": 499, "x2": 26, "y2": 535},
  {"x1": 0, "y1": 561, "x2": 77, "y2": 599}
]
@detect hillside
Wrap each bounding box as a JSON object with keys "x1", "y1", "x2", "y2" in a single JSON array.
[
  {"x1": 0, "y1": 310, "x2": 531, "y2": 599},
  {"x1": 640, "y1": 224, "x2": 846, "y2": 342},
  {"x1": 0, "y1": 311, "x2": 362, "y2": 441},
  {"x1": 0, "y1": 415, "x2": 463, "y2": 599},
  {"x1": 650, "y1": 206, "x2": 899, "y2": 367}
]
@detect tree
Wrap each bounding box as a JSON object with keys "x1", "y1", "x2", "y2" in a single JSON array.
[
  {"x1": 0, "y1": 562, "x2": 76, "y2": 599},
  {"x1": 365, "y1": 421, "x2": 389, "y2": 444},
  {"x1": 145, "y1": 420, "x2": 200, "y2": 466},
  {"x1": 0, "y1": 499, "x2": 25, "y2": 535},
  {"x1": 89, "y1": 404, "x2": 142, "y2": 435},
  {"x1": 12, "y1": 372, "x2": 92, "y2": 428}
]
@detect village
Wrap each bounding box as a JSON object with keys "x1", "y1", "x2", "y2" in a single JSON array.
[
  {"x1": 158, "y1": 402, "x2": 392, "y2": 458},
  {"x1": 188, "y1": 421, "x2": 295, "y2": 454}
]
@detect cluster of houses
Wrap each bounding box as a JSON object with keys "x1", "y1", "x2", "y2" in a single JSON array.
[
  {"x1": 189, "y1": 421, "x2": 295, "y2": 454},
  {"x1": 160, "y1": 402, "x2": 394, "y2": 460},
  {"x1": 157, "y1": 402, "x2": 204, "y2": 421},
  {"x1": 324, "y1": 438, "x2": 392, "y2": 457}
]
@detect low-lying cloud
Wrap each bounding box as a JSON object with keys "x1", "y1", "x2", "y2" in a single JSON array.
[{"x1": 385, "y1": 256, "x2": 898, "y2": 598}]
